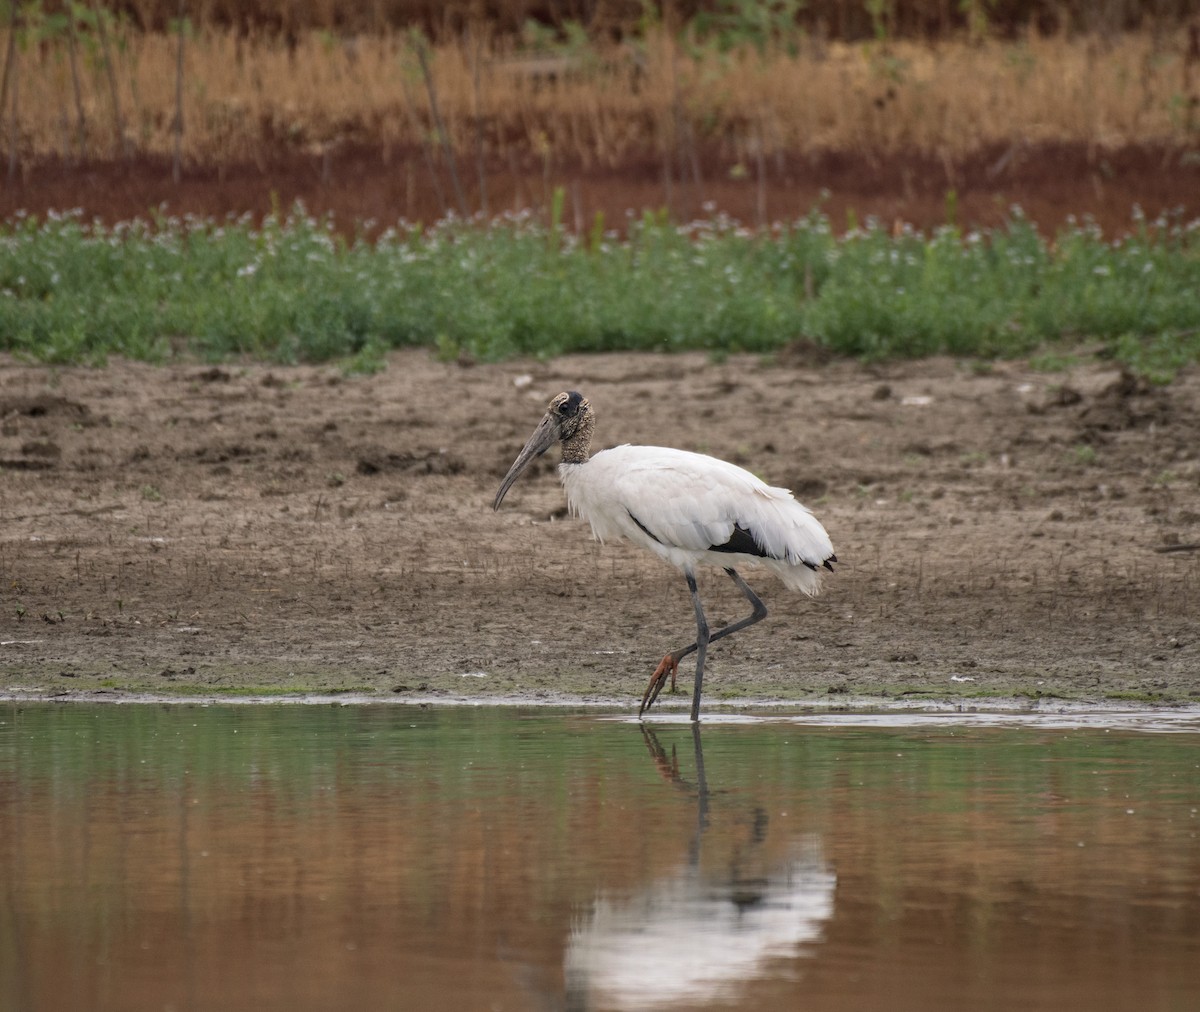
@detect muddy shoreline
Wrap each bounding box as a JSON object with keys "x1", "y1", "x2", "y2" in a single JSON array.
[{"x1": 2, "y1": 349, "x2": 1197, "y2": 709}]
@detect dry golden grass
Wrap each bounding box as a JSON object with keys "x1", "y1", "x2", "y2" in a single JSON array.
[{"x1": 9, "y1": 25, "x2": 1200, "y2": 169}]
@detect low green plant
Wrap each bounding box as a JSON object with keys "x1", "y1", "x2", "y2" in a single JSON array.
[
  {"x1": 1071, "y1": 444, "x2": 1098, "y2": 466},
  {"x1": 2, "y1": 204, "x2": 1199, "y2": 379},
  {"x1": 1029, "y1": 350, "x2": 1079, "y2": 372},
  {"x1": 340, "y1": 338, "x2": 388, "y2": 376}
]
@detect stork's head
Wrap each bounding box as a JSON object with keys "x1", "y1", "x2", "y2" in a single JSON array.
[{"x1": 493, "y1": 391, "x2": 592, "y2": 510}]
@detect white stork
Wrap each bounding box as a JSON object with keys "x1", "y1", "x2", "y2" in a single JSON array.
[{"x1": 493, "y1": 391, "x2": 836, "y2": 721}]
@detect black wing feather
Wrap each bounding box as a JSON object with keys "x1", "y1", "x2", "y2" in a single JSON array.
[
  {"x1": 631, "y1": 514, "x2": 833, "y2": 571},
  {"x1": 710, "y1": 523, "x2": 774, "y2": 559}
]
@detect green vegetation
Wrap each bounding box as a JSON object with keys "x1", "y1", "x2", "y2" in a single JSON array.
[
  {"x1": 2, "y1": 203, "x2": 1199, "y2": 378},
  {"x1": 1071, "y1": 444, "x2": 1099, "y2": 466}
]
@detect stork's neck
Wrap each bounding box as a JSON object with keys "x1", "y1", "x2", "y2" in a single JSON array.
[{"x1": 560, "y1": 408, "x2": 594, "y2": 465}]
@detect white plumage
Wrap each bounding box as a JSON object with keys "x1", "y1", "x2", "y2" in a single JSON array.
[
  {"x1": 565, "y1": 849, "x2": 835, "y2": 1008},
  {"x1": 559, "y1": 445, "x2": 832, "y2": 594},
  {"x1": 494, "y1": 391, "x2": 835, "y2": 721}
]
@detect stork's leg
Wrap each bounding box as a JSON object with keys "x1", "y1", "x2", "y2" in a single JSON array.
[
  {"x1": 685, "y1": 573, "x2": 710, "y2": 722},
  {"x1": 639, "y1": 568, "x2": 767, "y2": 719}
]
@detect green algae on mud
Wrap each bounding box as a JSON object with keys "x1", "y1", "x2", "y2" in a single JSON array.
[{"x1": 2, "y1": 659, "x2": 1196, "y2": 712}]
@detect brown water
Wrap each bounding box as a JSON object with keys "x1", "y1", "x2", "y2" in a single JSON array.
[{"x1": 1, "y1": 704, "x2": 1198, "y2": 1011}]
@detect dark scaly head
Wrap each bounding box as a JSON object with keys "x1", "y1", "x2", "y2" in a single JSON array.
[{"x1": 493, "y1": 391, "x2": 593, "y2": 510}]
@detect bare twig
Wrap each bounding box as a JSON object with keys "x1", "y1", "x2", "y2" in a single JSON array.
[
  {"x1": 398, "y1": 60, "x2": 447, "y2": 217},
  {"x1": 5, "y1": 8, "x2": 18, "y2": 182},
  {"x1": 65, "y1": 6, "x2": 88, "y2": 162},
  {"x1": 755, "y1": 120, "x2": 767, "y2": 229},
  {"x1": 0, "y1": 8, "x2": 16, "y2": 146},
  {"x1": 468, "y1": 22, "x2": 488, "y2": 218},
  {"x1": 172, "y1": 0, "x2": 186, "y2": 183},
  {"x1": 89, "y1": 0, "x2": 130, "y2": 160},
  {"x1": 412, "y1": 31, "x2": 468, "y2": 216},
  {"x1": 1185, "y1": 23, "x2": 1199, "y2": 136},
  {"x1": 5, "y1": 54, "x2": 15, "y2": 182}
]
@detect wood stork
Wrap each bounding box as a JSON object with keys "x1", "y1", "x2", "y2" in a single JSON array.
[{"x1": 493, "y1": 391, "x2": 835, "y2": 721}]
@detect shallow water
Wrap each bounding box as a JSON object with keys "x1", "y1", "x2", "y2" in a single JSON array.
[{"x1": 1, "y1": 704, "x2": 1198, "y2": 1011}]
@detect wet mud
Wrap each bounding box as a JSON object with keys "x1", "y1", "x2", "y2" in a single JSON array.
[{"x1": 1, "y1": 349, "x2": 1197, "y2": 707}]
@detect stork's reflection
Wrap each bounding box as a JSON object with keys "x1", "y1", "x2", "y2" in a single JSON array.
[{"x1": 564, "y1": 725, "x2": 836, "y2": 1010}]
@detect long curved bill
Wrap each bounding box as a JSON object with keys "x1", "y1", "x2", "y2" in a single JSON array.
[{"x1": 493, "y1": 412, "x2": 561, "y2": 510}]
